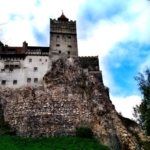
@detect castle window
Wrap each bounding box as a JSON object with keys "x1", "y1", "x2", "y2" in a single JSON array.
[
  {"x1": 9, "y1": 65, "x2": 13, "y2": 72},
  {"x1": 7, "y1": 50, "x2": 15, "y2": 54},
  {"x1": 68, "y1": 36, "x2": 71, "y2": 42},
  {"x1": 14, "y1": 65, "x2": 19, "y2": 69},
  {"x1": 34, "y1": 67, "x2": 38, "y2": 72},
  {"x1": 10, "y1": 65, "x2": 13, "y2": 69},
  {"x1": 39, "y1": 59, "x2": 42, "y2": 61},
  {"x1": 56, "y1": 36, "x2": 60, "y2": 42},
  {"x1": 68, "y1": 45, "x2": 72, "y2": 48},
  {"x1": 1, "y1": 80, "x2": 6, "y2": 85},
  {"x1": 13, "y1": 80, "x2": 17, "y2": 85},
  {"x1": 59, "y1": 51, "x2": 61, "y2": 54},
  {"x1": 34, "y1": 78, "x2": 38, "y2": 83},
  {"x1": 56, "y1": 44, "x2": 60, "y2": 47},
  {"x1": 10, "y1": 68, "x2": 13, "y2": 72},
  {"x1": 29, "y1": 58, "x2": 32, "y2": 62},
  {"x1": 68, "y1": 51, "x2": 70, "y2": 55},
  {"x1": 27, "y1": 78, "x2": 31, "y2": 83},
  {"x1": 5, "y1": 65, "x2": 9, "y2": 69}
]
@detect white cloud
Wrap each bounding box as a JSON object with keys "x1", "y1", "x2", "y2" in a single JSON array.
[
  {"x1": 110, "y1": 95, "x2": 141, "y2": 119},
  {"x1": 0, "y1": 0, "x2": 85, "y2": 45},
  {"x1": 78, "y1": 18, "x2": 130, "y2": 57}
]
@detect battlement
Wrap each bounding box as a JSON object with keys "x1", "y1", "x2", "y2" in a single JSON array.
[
  {"x1": 50, "y1": 19, "x2": 76, "y2": 34},
  {"x1": 50, "y1": 12, "x2": 76, "y2": 35},
  {"x1": 50, "y1": 19, "x2": 76, "y2": 23},
  {"x1": 79, "y1": 56, "x2": 99, "y2": 71}
]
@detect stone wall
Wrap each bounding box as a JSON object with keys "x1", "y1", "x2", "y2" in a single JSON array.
[{"x1": 0, "y1": 57, "x2": 149, "y2": 150}]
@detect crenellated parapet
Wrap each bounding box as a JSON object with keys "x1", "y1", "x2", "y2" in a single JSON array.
[
  {"x1": 50, "y1": 19, "x2": 76, "y2": 34},
  {"x1": 79, "y1": 56, "x2": 103, "y2": 83},
  {"x1": 79, "y1": 56, "x2": 99, "y2": 71}
]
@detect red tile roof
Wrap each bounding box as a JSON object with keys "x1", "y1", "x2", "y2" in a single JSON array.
[
  {"x1": 0, "y1": 47, "x2": 23, "y2": 54},
  {"x1": 58, "y1": 12, "x2": 68, "y2": 21},
  {"x1": 11, "y1": 47, "x2": 23, "y2": 54}
]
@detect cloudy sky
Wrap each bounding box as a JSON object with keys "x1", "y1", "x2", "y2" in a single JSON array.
[{"x1": 0, "y1": 0, "x2": 150, "y2": 119}]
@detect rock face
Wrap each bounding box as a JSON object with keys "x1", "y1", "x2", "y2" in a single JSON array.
[{"x1": 0, "y1": 57, "x2": 149, "y2": 150}]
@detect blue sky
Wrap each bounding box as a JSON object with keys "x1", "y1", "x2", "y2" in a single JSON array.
[{"x1": 0, "y1": 0, "x2": 150, "y2": 119}]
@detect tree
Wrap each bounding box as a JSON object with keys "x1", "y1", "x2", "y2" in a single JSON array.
[
  {"x1": 134, "y1": 69, "x2": 150, "y2": 136},
  {"x1": 133, "y1": 104, "x2": 143, "y2": 128}
]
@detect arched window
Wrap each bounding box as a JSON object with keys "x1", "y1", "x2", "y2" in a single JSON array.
[
  {"x1": 56, "y1": 35, "x2": 60, "y2": 42},
  {"x1": 68, "y1": 36, "x2": 71, "y2": 42}
]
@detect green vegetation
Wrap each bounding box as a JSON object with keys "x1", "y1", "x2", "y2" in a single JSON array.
[
  {"x1": 134, "y1": 69, "x2": 150, "y2": 136},
  {"x1": 0, "y1": 135, "x2": 110, "y2": 150},
  {"x1": 76, "y1": 126, "x2": 93, "y2": 139}
]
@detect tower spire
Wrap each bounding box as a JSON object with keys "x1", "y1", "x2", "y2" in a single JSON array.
[{"x1": 58, "y1": 10, "x2": 68, "y2": 21}]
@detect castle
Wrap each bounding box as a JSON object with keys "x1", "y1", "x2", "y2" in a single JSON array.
[
  {"x1": 0, "y1": 12, "x2": 102, "y2": 88},
  {"x1": 0, "y1": 13, "x2": 149, "y2": 150}
]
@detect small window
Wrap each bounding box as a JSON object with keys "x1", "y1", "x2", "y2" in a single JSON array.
[
  {"x1": 1, "y1": 69, "x2": 5, "y2": 72},
  {"x1": 13, "y1": 80, "x2": 17, "y2": 85},
  {"x1": 68, "y1": 36, "x2": 71, "y2": 42},
  {"x1": 45, "y1": 59, "x2": 47, "y2": 62},
  {"x1": 68, "y1": 45, "x2": 72, "y2": 48},
  {"x1": 56, "y1": 36, "x2": 60, "y2": 42},
  {"x1": 7, "y1": 50, "x2": 15, "y2": 54},
  {"x1": 14, "y1": 65, "x2": 19, "y2": 69},
  {"x1": 29, "y1": 58, "x2": 32, "y2": 62},
  {"x1": 56, "y1": 44, "x2": 60, "y2": 47},
  {"x1": 59, "y1": 51, "x2": 61, "y2": 54},
  {"x1": 27, "y1": 78, "x2": 31, "y2": 83},
  {"x1": 5, "y1": 65, "x2": 9, "y2": 69},
  {"x1": 1, "y1": 80, "x2": 6, "y2": 85},
  {"x1": 10, "y1": 65, "x2": 13, "y2": 72},
  {"x1": 39, "y1": 59, "x2": 42, "y2": 61},
  {"x1": 10, "y1": 68, "x2": 13, "y2": 72},
  {"x1": 68, "y1": 51, "x2": 70, "y2": 55},
  {"x1": 34, "y1": 78, "x2": 38, "y2": 83},
  {"x1": 34, "y1": 67, "x2": 38, "y2": 72}
]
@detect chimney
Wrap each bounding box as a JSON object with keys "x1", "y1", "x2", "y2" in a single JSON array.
[
  {"x1": 23, "y1": 41, "x2": 28, "y2": 53},
  {"x1": 4, "y1": 44, "x2": 8, "y2": 52},
  {"x1": 0, "y1": 41, "x2": 4, "y2": 53}
]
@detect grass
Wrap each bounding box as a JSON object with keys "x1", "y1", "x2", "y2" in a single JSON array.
[{"x1": 0, "y1": 135, "x2": 110, "y2": 150}]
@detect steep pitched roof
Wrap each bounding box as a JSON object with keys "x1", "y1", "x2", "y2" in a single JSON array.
[{"x1": 58, "y1": 11, "x2": 68, "y2": 21}]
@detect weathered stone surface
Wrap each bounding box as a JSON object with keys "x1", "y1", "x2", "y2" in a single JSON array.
[{"x1": 0, "y1": 57, "x2": 149, "y2": 150}]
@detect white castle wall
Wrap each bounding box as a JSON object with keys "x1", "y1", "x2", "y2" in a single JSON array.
[
  {"x1": 0, "y1": 55, "x2": 49, "y2": 88},
  {"x1": 23, "y1": 56, "x2": 49, "y2": 86}
]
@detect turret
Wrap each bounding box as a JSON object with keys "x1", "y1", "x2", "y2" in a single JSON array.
[{"x1": 50, "y1": 12, "x2": 78, "y2": 57}]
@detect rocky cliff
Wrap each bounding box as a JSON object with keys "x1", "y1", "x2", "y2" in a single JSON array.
[{"x1": 0, "y1": 57, "x2": 149, "y2": 150}]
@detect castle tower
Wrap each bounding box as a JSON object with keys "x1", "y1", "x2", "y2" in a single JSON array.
[{"x1": 50, "y1": 12, "x2": 78, "y2": 57}]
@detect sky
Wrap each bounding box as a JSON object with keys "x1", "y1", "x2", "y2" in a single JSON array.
[{"x1": 0, "y1": 0, "x2": 150, "y2": 119}]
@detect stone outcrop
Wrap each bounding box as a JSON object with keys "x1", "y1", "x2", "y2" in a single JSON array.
[{"x1": 0, "y1": 57, "x2": 149, "y2": 150}]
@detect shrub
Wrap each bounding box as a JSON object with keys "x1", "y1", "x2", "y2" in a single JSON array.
[{"x1": 76, "y1": 126, "x2": 93, "y2": 139}]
